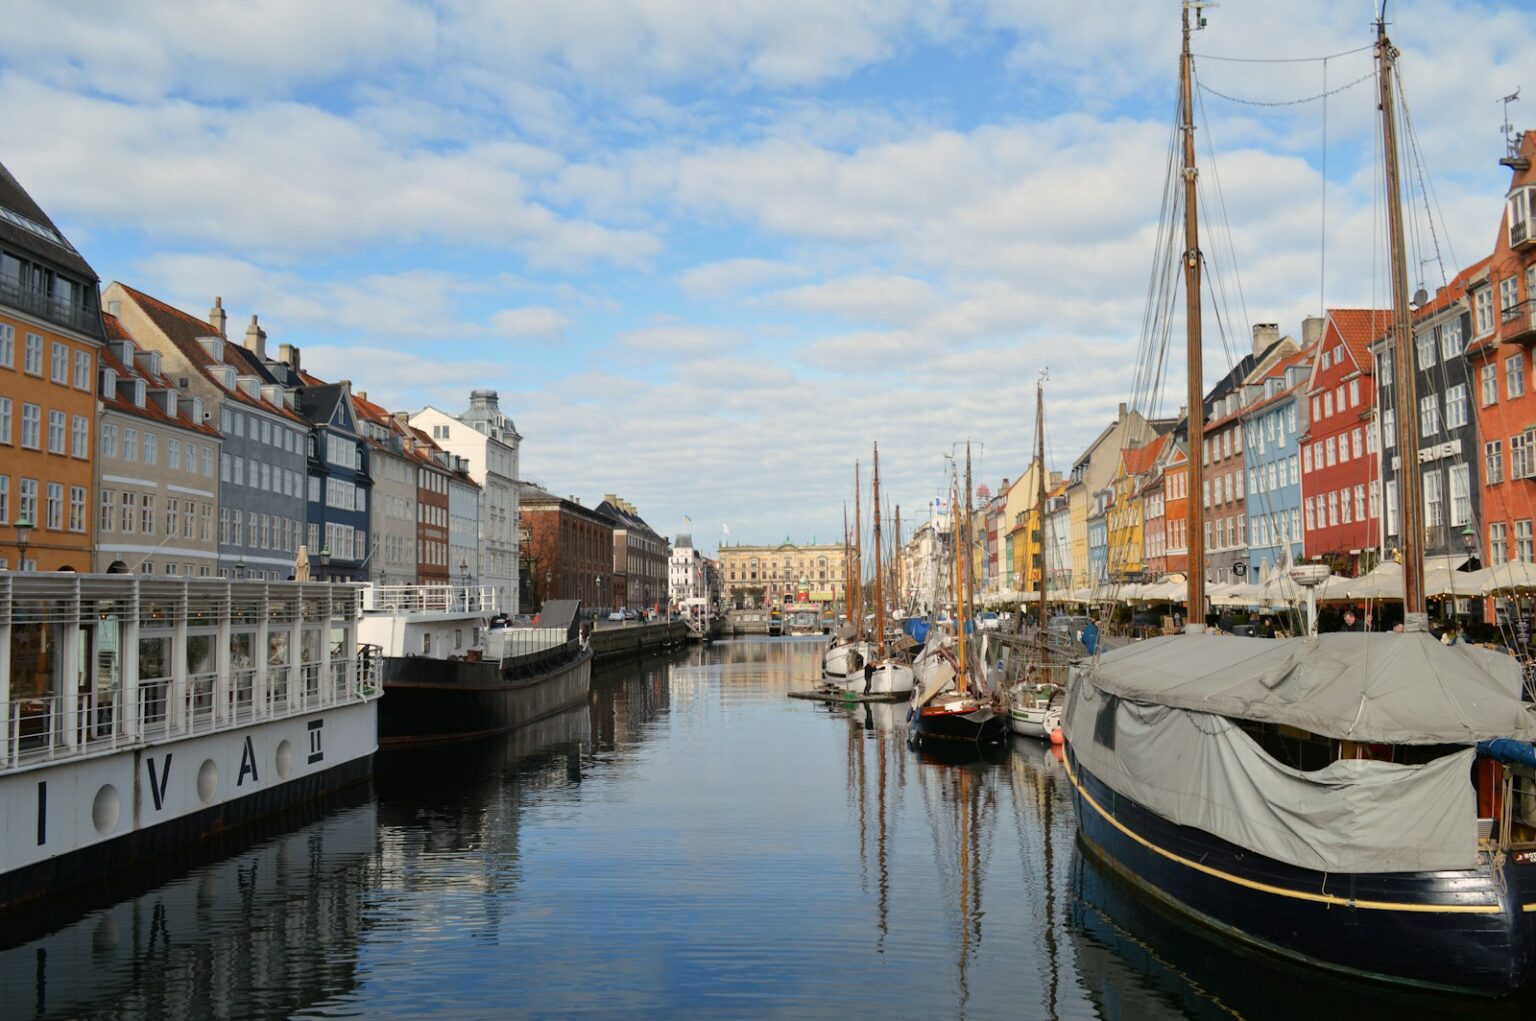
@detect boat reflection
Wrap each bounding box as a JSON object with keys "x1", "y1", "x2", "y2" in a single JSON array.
[{"x1": 0, "y1": 795, "x2": 378, "y2": 1020}]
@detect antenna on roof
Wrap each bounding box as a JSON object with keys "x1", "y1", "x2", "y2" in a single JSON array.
[{"x1": 1499, "y1": 88, "x2": 1527, "y2": 170}]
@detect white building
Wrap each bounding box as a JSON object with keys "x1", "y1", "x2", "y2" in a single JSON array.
[
  {"x1": 669, "y1": 534, "x2": 706, "y2": 605},
  {"x1": 411, "y1": 391, "x2": 521, "y2": 613}
]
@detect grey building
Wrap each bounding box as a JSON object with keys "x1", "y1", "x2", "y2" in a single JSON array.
[
  {"x1": 105, "y1": 285, "x2": 309, "y2": 580},
  {"x1": 1374, "y1": 267, "x2": 1482, "y2": 561}
]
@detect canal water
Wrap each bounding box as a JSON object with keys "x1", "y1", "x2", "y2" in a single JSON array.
[{"x1": 3, "y1": 637, "x2": 1535, "y2": 1020}]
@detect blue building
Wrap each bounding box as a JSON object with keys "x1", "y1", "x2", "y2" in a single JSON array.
[
  {"x1": 296, "y1": 380, "x2": 371, "y2": 582},
  {"x1": 1086, "y1": 488, "x2": 1110, "y2": 592},
  {"x1": 1243, "y1": 338, "x2": 1316, "y2": 579}
]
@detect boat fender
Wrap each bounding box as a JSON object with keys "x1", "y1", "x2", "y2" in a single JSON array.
[{"x1": 1476, "y1": 738, "x2": 1536, "y2": 770}]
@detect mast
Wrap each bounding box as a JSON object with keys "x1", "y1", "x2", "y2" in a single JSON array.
[
  {"x1": 894, "y1": 504, "x2": 902, "y2": 611},
  {"x1": 873, "y1": 443, "x2": 886, "y2": 658},
  {"x1": 843, "y1": 501, "x2": 851, "y2": 621},
  {"x1": 1034, "y1": 375, "x2": 1050, "y2": 634},
  {"x1": 1181, "y1": 0, "x2": 1208, "y2": 630},
  {"x1": 1378, "y1": 13, "x2": 1427, "y2": 628},
  {"x1": 855, "y1": 460, "x2": 864, "y2": 637},
  {"x1": 952, "y1": 477, "x2": 968, "y2": 695}
]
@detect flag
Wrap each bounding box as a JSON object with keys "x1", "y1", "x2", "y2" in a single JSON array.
[
  {"x1": 722, "y1": 523, "x2": 731, "y2": 536},
  {"x1": 684, "y1": 514, "x2": 692, "y2": 524}
]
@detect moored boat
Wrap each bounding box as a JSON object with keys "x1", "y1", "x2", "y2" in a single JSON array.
[
  {"x1": 363, "y1": 588, "x2": 591, "y2": 748},
  {"x1": 0, "y1": 573, "x2": 380, "y2": 910}
]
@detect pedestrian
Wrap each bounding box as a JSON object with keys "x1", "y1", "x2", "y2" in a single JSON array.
[
  {"x1": 1081, "y1": 616, "x2": 1101, "y2": 656},
  {"x1": 863, "y1": 660, "x2": 875, "y2": 694},
  {"x1": 1341, "y1": 609, "x2": 1363, "y2": 632}
]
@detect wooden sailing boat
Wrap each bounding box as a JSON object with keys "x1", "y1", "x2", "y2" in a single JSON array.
[
  {"x1": 1060, "y1": 3, "x2": 1536, "y2": 994},
  {"x1": 1006, "y1": 377, "x2": 1069, "y2": 739},
  {"x1": 909, "y1": 444, "x2": 1008, "y2": 744},
  {"x1": 823, "y1": 455, "x2": 912, "y2": 696}
]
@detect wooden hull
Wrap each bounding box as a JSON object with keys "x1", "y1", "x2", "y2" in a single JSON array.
[
  {"x1": 1064, "y1": 742, "x2": 1536, "y2": 995},
  {"x1": 907, "y1": 703, "x2": 1008, "y2": 745},
  {"x1": 379, "y1": 647, "x2": 592, "y2": 748}
]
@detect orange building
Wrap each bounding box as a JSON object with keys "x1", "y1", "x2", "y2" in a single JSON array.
[{"x1": 0, "y1": 162, "x2": 104, "y2": 571}]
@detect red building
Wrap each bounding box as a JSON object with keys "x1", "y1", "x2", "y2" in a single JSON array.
[
  {"x1": 1468, "y1": 130, "x2": 1536, "y2": 580},
  {"x1": 519, "y1": 483, "x2": 615, "y2": 610},
  {"x1": 1299, "y1": 309, "x2": 1390, "y2": 574}
]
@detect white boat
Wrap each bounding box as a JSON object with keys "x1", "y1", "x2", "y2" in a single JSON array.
[
  {"x1": 0, "y1": 572, "x2": 380, "y2": 909},
  {"x1": 1007, "y1": 683, "x2": 1062, "y2": 739}
]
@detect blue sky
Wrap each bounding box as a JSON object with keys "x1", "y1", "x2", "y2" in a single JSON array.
[{"x1": 2, "y1": 0, "x2": 1533, "y2": 552}]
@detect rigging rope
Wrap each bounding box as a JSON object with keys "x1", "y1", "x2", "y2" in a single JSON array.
[
  {"x1": 1197, "y1": 70, "x2": 1374, "y2": 108},
  {"x1": 1192, "y1": 43, "x2": 1374, "y2": 64}
]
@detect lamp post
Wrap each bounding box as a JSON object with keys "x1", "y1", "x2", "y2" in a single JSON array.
[
  {"x1": 544, "y1": 570, "x2": 551, "y2": 605},
  {"x1": 235, "y1": 557, "x2": 246, "y2": 580},
  {"x1": 319, "y1": 544, "x2": 331, "y2": 582},
  {"x1": 15, "y1": 513, "x2": 32, "y2": 572}
]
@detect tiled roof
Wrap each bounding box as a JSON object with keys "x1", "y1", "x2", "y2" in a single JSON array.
[
  {"x1": 98, "y1": 313, "x2": 220, "y2": 436},
  {"x1": 1326, "y1": 308, "x2": 1392, "y2": 370},
  {"x1": 1121, "y1": 433, "x2": 1169, "y2": 476},
  {"x1": 111, "y1": 282, "x2": 306, "y2": 424}
]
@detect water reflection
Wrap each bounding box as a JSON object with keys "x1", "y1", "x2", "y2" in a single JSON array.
[
  {"x1": 7, "y1": 639, "x2": 1535, "y2": 1019},
  {"x1": 0, "y1": 793, "x2": 377, "y2": 1020}
]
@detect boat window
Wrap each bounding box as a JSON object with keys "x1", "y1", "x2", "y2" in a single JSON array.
[{"x1": 422, "y1": 632, "x2": 432, "y2": 656}]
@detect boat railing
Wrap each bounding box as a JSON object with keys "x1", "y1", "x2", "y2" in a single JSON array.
[
  {"x1": 1, "y1": 652, "x2": 379, "y2": 771},
  {"x1": 362, "y1": 584, "x2": 499, "y2": 616}
]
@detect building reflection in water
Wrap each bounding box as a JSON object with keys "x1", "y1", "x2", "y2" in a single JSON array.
[{"x1": 0, "y1": 794, "x2": 377, "y2": 1020}]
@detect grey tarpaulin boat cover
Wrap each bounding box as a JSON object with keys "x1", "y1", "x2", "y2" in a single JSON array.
[{"x1": 1065, "y1": 632, "x2": 1536, "y2": 873}]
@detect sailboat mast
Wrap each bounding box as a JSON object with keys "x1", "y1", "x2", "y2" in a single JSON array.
[
  {"x1": 843, "y1": 501, "x2": 851, "y2": 621},
  {"x1": 1377, "y1": 15, "x2": 1427, "y2": 626},
  {"x1": 855, "y1": 460, "x2": 864, "y2": 636},
  {"x1": 951, "y1": 477, "x2": 967, "y2": 695},
  {"x1": 894, "y1": 504, "x2": 902, "y2": 611},
  {"x1": 1182, "y1": 1, "x2": 1208, "y2": 629},
  {"x1": 964, "y1": 442, "x2": 976, "y2": 669},
  {"x1": 873, "y1": 443, "x2": 887, "y2": 658},
  {"x1": 1034, "y1": 377, "x2": 1050, "y2": 634}
]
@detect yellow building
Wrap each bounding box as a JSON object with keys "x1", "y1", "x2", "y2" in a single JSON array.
[
  {"x1": 717, "y1": 541, "x2": 848, "y2": 609},
  {"x1": 1105, "y1": 435, "x2": 1170, "y2": 582},
  {"x1": 0, "y1": 162, "x2": 105, "y2": 572},
  {"x1": 1000, "y1": 459, "x2": 1055, "y2": 595},
  {"x1": 1065, "y1": 404, "x2": 1170, "y2": 590}
]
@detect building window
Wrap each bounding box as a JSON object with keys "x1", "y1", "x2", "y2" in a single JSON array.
[
  {"x1": 46, "y1": 409, "x2": 64, "y2": 453},
  {"x1": 143, "y1": 494, "x2": 156, "y2": 535},
  {"x1": 1422, "y1": 470, "x2": 1443, "y2": 529},
  {"x1": 1491, "y1": 521, "x2": 1509, "y2": 562},
  {"x1": 100, "y1": 488, "x2": 112, "y2": 532},
  {"x1": 1487, "y1": 440, "x2": 1505, "y2": 484},
  {"x1": 18, "y1": 478, "x2": 36, "y2": 528},
  {"x1": 74, "y1": 349, "x2": 90, "y2": 390},
  {"x1": 1419, "y1": 394, "x2": 1439, "y2": 437},
  {"x1": 1508, "y1": 353, "x2": 1525, "y2": 400},
  {"x1": 44, "y1": 481, "x2": 62, "y2": 530},
  {"x1": 143, "y1": 431, "x2": 157, "y2": 465},
  {"x1": 1445, "y1": 384, "x2": 1469, "y2": 430},
  {"x1": 50, "y1": 342, "x2": 67, "y2": 384},
  {"x1": 24, "y1": 333, "x2": 42, "y2": 375},
  {"x1": 1382, "y1": 408, "x2": 1395, "y2": 448},
  {"x1": 0, "y1": 398, "x2": 9, "y2": 445},
  {"x1": 69, "y1": 486, "x2": 85, "y2": 532},
  {"x1": 1483, "y1": 362, "x2": 1499, "y2": 406},
  {"x1": 1518, "y1": 520, "x2": 1535, "y2": 563},
  {"x1": 120, "y1": 491, "x2": 134, "y2": 533},
  {"x1": 168, "y1": 438, "x2": 180, "y2": 470},
  {"x1": 123, "y1": 427, "x2": 138, "y2": 461},
  {"x1": 1327, "y1": 491, "x2": 1338, "y2": 527},
  {"x1": 71, "y1": 415, "x2": 88, "y2": 458},
  {"x1": 1449, "y1": 464, "x2": 1470, "y2": 527},
  {"x1": 1354, "y1": 484, "x2": 1366, "y2": 522},
  {"x1": 0, "y1": 324, "x2": 11, "y2": 367},
  {"x1": 1415, "y1": 328, "x2": 1436, "y2": 369},
  {"x1": 20, "y1": 403, "x2": 41, "y2": 449},
  {"x1": 1501, "y1": 276, "x2": 1520, "y2": 316},
  {"x1": 1475, "y1": 287, "x2": 1494, "y2": 335}
]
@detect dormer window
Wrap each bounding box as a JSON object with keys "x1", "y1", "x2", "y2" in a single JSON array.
[
  {"x1": 133, "y1": 379, "x2": 146, "y2": 408},
  {"x1": 199, "y1": 336, "x2": 225, "y2": 362},
  {"x1": 99, "y1": 366, "x2": 117, "y2": 396},
  {"x1": 1508, "y1": 186, "x2": 1536, "y2": 249}
]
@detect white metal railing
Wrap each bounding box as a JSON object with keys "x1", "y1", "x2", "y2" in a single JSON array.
[
  {"x1": 361, "y1": 584, "x2": 499, "y2": 616},
  {"x1": 1, "y1": 652, "x2": 379, "y2": 771}
]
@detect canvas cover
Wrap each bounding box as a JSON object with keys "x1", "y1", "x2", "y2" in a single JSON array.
[
  {"x1": 1066, "y1": 676, "x2": 1479, "y2": 872},
  {"x1": 1079, "y1": 631, "x2": 1536, "y2": 745}
]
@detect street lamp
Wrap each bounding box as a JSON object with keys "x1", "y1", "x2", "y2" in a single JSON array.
[
  {"x1": 235, "y1": 557, "x2": 245, "y2": 580},
  {"x1": 544, "y1": 570, "x2": 551, "y2": 603},
  {"x1": 319, "y1": 544, "x2": 331, "y2": 581},
  {"x1": 1461, "y1": 523, "x2": 1478, "y2": 559},
  {"x1": 15, "y1": 513, "x2": 32, "y2": 571}
]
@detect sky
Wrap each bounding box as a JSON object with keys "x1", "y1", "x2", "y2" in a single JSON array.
[{"x1": 3, "y1": 0, "x2": 1533, "y2": 554}]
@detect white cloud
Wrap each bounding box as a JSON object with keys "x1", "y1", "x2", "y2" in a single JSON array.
[
  {"x1": 490, "y1": 306, "x2": 570, "y2": 340},
  {"x1": 675, "y1": 258, "x2": 810, "y2": 298}
]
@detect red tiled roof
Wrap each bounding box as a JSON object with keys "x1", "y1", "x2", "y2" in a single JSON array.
[
  {"x1": 98, "y1": 313, "x2": 220, "y2": 436},
  {"x1": 1326, "y1": 308, "x2": 1392, "y2": 371},
  {"x1": 111, "y1": 282, "x2": 306, "y2": 424},
  {"x1": 1121, "y1": 433, "x2": 1169, "y2": 476}
]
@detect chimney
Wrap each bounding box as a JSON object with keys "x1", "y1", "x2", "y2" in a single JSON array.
[
  {"x1": 393, "y1": 411, "x2": 411, "y2": 427},
  {"x1": 244, "y1": 315, "x2": 267, "y2": 360},
  {"x1": 1302, "y1": 315, "x2": 1325, "y2": 347},
  {"x1": 278, "y1": 343, "x2": 300, "y2": 372},
  {"x1": 356, "y1": 390, "x2": 366, "y2": 402},
  {"x1": 209, "y1": 296, "x2": 227, "y2": 338},
  {"x1": 1117, "y1": 401, "x2": 1128, "y2": 420},
  {"x1": 1251, "y1": 322, "x2": 1280, "y2": 356}
]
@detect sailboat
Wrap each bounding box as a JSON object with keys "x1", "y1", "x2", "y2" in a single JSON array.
[
  {"x1": 823, "y1": 466, "x2": 875, "y2": 685},
  {"x1": 909, "y1": 445, "x2": 1008, "y2": 745},
  {"x1": 1005, "y1": 376, "x2": 1070, "y2": 740},
  {"x1": 1061, "y1": 4, "x2": 1536, "y2": 994},
  {"x1": 825, "y1": 452, "x2": 914, "y2": 697}
]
